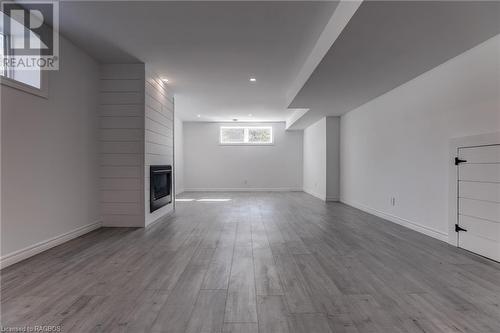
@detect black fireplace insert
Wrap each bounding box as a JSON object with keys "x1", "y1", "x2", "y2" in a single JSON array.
[{"x1": 150, "y1": 165, "x2": 172, "y2": 212}]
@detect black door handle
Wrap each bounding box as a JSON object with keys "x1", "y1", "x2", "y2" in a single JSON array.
[{"x1": 455, "y1": 224, "x2": 467, "y2": 232}]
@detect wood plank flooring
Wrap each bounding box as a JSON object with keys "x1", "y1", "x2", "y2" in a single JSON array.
[{"x1": 2, "y1": 192, "x2": 500, "y2": 332}]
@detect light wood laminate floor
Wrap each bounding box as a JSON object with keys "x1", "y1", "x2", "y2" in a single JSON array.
[{"x1": 1, "y1": 192, "x2": 500, "y2": 332}]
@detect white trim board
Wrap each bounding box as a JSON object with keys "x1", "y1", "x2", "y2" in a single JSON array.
[
  {"x1": 0, "y1": 220, "x2": 102, "y2": 269},
  {"x1": 184, "y1": 187, "x2": 302, "y2": 192},
  {"x1": 342, "y1": 200, "x2": 449, "y2": 242}
]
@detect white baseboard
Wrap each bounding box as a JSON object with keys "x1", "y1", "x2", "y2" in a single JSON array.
[
  {"x1": 184, "y1": 187, "x2": 302, "y2": 192},
  {"x1": 303, "y1": 188, "x2": 326, "y2": 201},
  {"x1": 326, "y1": 196, "x2": 339, "y2": 202},
  {"x1": 341, "y1": 199, "x2": 449, "y2": 242},
  {"x1": 0, "y1": 220, "x2": 102, "y2": 269}
]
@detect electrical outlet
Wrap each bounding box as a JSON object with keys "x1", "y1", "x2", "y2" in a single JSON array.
[
  {"x1": 244, "y1": 180, "x2": 248, "y2": 185},
  {"x1": 391, "y1": 197, "x2": 396, "y2": 206}
]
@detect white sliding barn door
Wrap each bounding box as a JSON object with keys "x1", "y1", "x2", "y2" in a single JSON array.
[{"x1": 457, "y1": 145, "x2": 500, "y2": 262}]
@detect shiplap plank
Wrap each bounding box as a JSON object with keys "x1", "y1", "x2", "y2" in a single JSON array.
[
  {"x1": 459, "y1": 197, "x2": 500, "y2": 222},
  {"x1": 100, "y1": 190, "x2": 143, "y2": 204},
  {"x1": 100, "y1": 178, "x2": 142, "y2": 191},
  {"x1": 145, "y1": 94, "x2": 162, "y2": 113},
  {"x1": 101, "y1": 129, "x2": 143, "y2": 142},
  {"x1": 459, "y1": 145, "x2": 500, "y2": 164},
  {"x1": 101, "y1": 166, "x2": 142, "y2": 179},
  {"x1": 100, "y1": 64, "x2": 145, "y2": 79},
  {"x1": 145, "y1": 117, "x2": 172, "y2": 136},
  {"x1": 101, "y1": 203, "x2": 143, "y2": 215},
  {"x1": 146, "y1": 106, "x2": 173, "y2": 128},
  {"x1": 145, "y1": 75, "x2": 174, "y2": 102},
  {"x1": 100, "y1": 92, "x2": 144, "y2": 106},
  {"x1": 100, "y1": 64, "x2": 146, "y2": 227},
  {"x1": 459, "y1": 164, "x2": 500, "y2": 182},
  {"x1": 459, "y1": 215, "x2": 500, "y2": 241},
  {"x1": 100, "y1": 105, "x2": 144, "y2": 117},
  {"x1": 146, "y1": 87, "x2": 168, "y2": 107},
  {"x1": 101, "y1": 116, "x2": 144, "y2": 129},
  {"x1": 146, "y1": 154, "x2": 173, "y2": 167},
  {"x1": 100, "y1": 79, "x2": 144, "y2": 92},
  {"x1": 459, "y1": 181, "x2": 500, "y2": 203},
  {"x1": 101, "y1": 154, "x2": 142, "y2": 167},
  {"x1": 100, "y1": 214, "x2": 144, "y2": 227},
  {"x1": 144, "y1": 70, "x2": 175, "y2": 226},
  {"x1": 146, "y1": 142, "x2": 173, "y2": 156},
  {"x1": 145, "y1": 131, "x2": 172, "y2": 147},
  {"x1": 101, "y1": 142, "x2": 143, "y2": 154},
  {"x1": 459, "y1": 232, "x2": 500, "y2": 262}
]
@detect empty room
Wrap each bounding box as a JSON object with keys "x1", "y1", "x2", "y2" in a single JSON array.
[{"x1": 1, "y1": 1, "x2": 499, "y2": 332}]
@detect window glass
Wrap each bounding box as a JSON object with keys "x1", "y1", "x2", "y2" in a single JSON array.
[
  {"x1": 220, "y1": 126, "x2": 273, "y2": 145},
  {"x1": 248, "y1": 127, "x2": 272, "y2": 144},
  {"x1": 0, "y1": 20, "x2": 42, "y2": 89},
  {"x1": 221, "y1": 127, "x2": 245, "y2": 144}
]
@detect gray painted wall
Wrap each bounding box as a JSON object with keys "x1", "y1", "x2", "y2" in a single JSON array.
[
  {"x1": 303, "y1": 118, "x2": 326, "y2": 200},
  {"x1": 183, "y1": 122, "x2": 303, "y2": 191},
  {"x1": 1, "y1": 36, "x2": 100, "y2": 258},
  {"x1": 326, "y1": 117, "x2": 340, "y2": 201},
  {"x1": 174, "y1": 117, "x2": 184, "y2": 194},
  {"x1": 340, "y1": 35, "x2": 500, "y2": 241},
  {"x1": 302, "y1": 116, "x2": 340, "y2": 201}
]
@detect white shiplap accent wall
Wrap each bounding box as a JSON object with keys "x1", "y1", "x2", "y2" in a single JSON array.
[
  {"x1": 100, "y1": 64, "x2": 146, "y2": 227},
  {"x1": 144, "y1": 68, "x2": 175, "y2": 226}
]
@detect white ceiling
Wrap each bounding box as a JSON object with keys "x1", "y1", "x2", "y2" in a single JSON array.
[
  {"x1": 57, "y1": 1, "x2": 499, "y2": 126},
  {"x1": 58, "y1": 1, "x2": 339, "y2": 121},
  {"x1": 288, "y1": 1, "x2": 500, "y2": 129}
]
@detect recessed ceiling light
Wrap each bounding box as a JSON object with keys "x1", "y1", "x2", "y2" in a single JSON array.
[
  {"x1": 162, "y1": 78, "x2": 169, "y2": 83},
  {"x1": 249, "y1": 77, "x2": 256, "y2": 82},
  {"x1": 197, "y1": 114, "x2": 201, "y2": 118}
]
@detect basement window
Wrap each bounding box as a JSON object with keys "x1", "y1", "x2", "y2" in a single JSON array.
[
  {"x1": 220, "y1": 126, "x2": 273, "y2": 145},
  {"x1": 0, "y1": 20, "x2": 46, "y2": 97}
]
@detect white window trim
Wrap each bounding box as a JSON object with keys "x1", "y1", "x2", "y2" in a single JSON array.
[
  {"x1": 1, "y1": 72, "x2": 48, "y2": 98},
  {"x1": 1, "y1": 25, "x2": 48, "y2": 98},
  {"x1": 219, "y1": 126, "x2": 274, "y2": 146}
]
